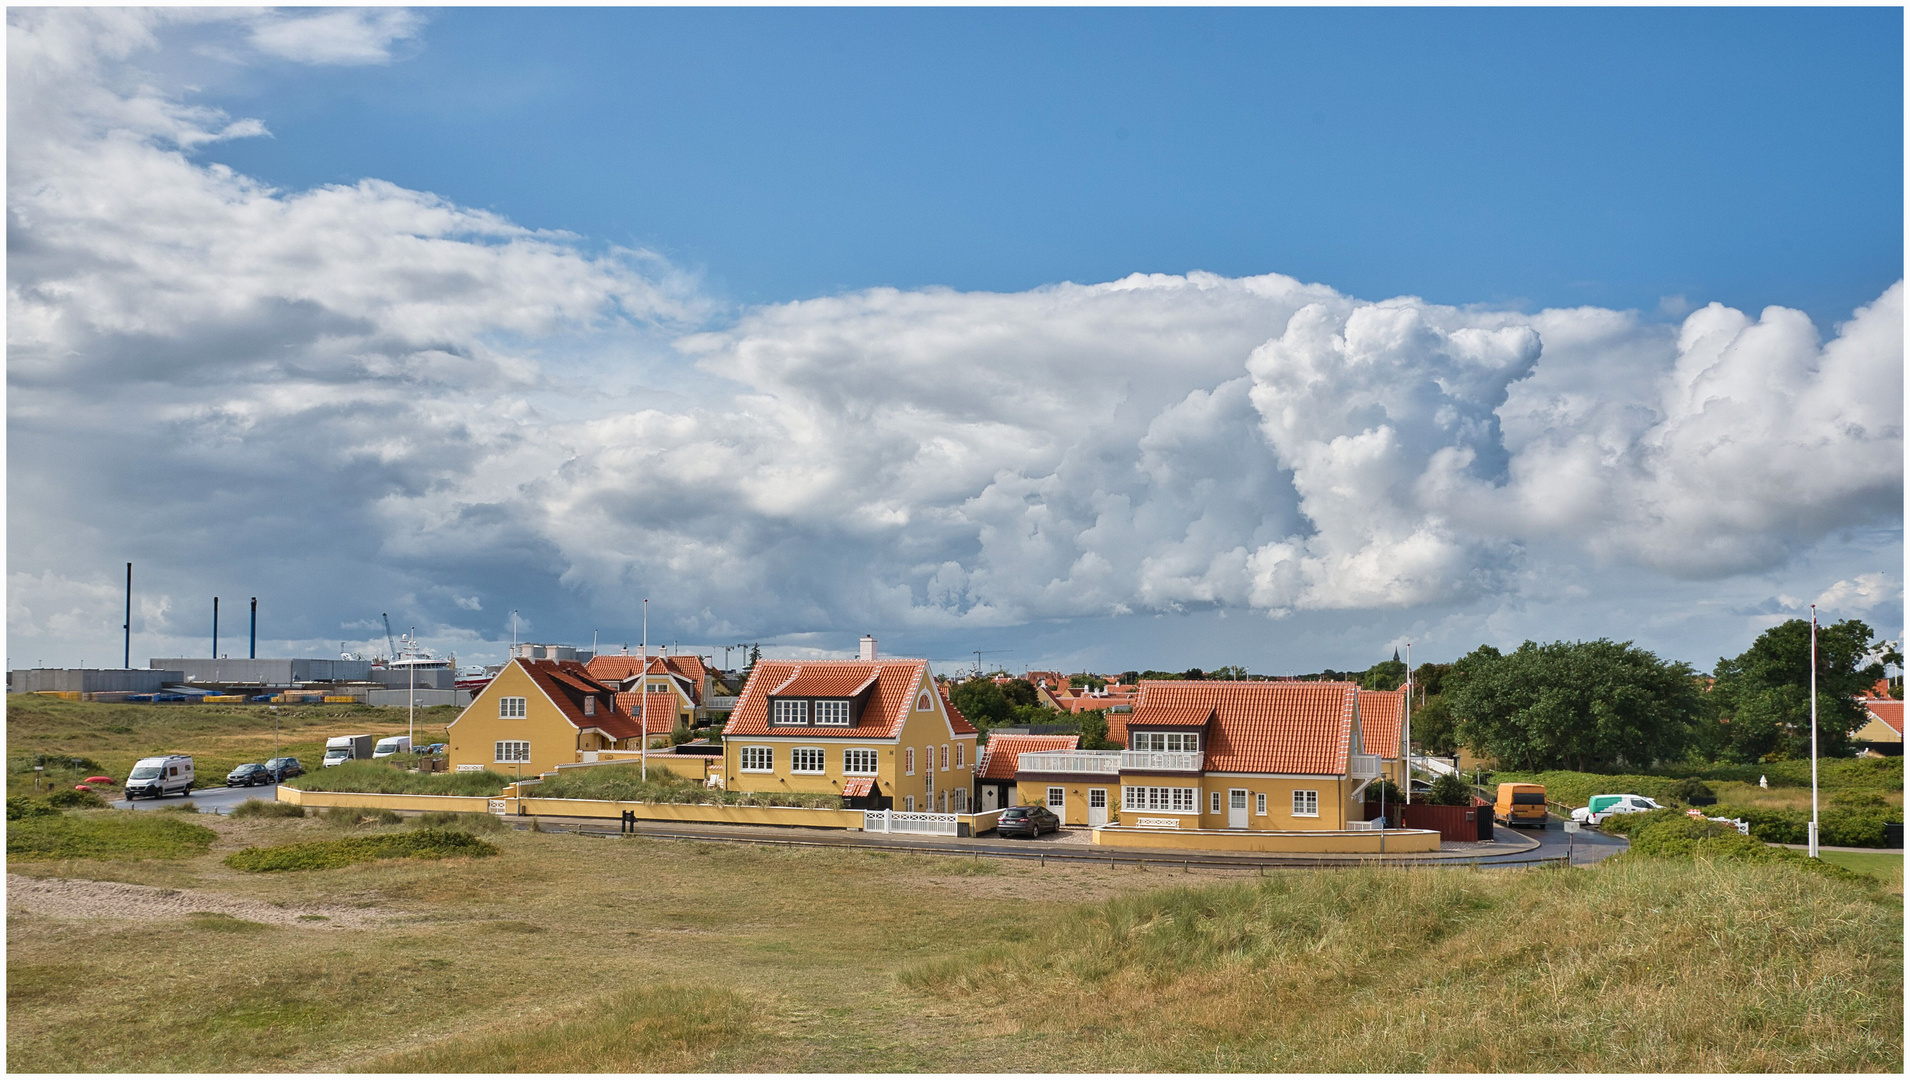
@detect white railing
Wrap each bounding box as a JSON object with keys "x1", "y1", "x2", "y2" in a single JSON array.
[
  {"x1": 1016, "y1": 750, "x2": 1121, "y2": 775},
  {"x1": 1119, "y1": 750, "x2": 1202, "y2": 772},
  {"x1": 708, "y1": 696, "x2": 739, "y2": 710},
  {"x1": 1410, "y1": 753, "x2": 1458, "y2": 778},
  {"x1": 862, "y1": 810, "x2": 958, "y2": 835},
  {"x1": 1349, "y1": 753, "x2": 1381, "y2": 779},
  {"x1": 1346, "y1": 818, "x2": 1383, "y2": 831}
]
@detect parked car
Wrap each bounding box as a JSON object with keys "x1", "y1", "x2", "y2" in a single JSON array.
[
  {"x1": 124, "y1": 755, "x2": 194, "y2": 799},
  {"x1": 264, "y1": 756, "x2": 304, "y2": 780},
  {"x1": 226, "y1": 763, "x2": 273, "y2": 787},
  {"x1": 1571, "y1": 794, "x2": 1661, "y2": 827},
  {"x1": 421, "y1": 743, "x2": 447, "y2": 756},
  {"x1": 997, "y1": 804, "x2": 1061, "y2": 838}
]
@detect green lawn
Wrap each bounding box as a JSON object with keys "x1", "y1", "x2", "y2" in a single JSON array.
[{"x1": 1819, "y1": 849, "x2": 1904, "y2": 885}]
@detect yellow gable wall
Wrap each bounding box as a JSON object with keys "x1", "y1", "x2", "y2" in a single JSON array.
[
  {"x1": 895, "y1": 675, "x2": 977, "y2": 812},
  {"x1": 1856, "y1": 715, "x2": 1903, "y2": 744},
  {"x1": 447, "y1": 663, "x2": 580, "y2": 779}
]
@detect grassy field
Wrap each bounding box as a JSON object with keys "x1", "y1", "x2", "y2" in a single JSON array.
[
  {"x1": 5, "y1": 695, "x2": 458, "y2": 794},
  {"x1": 1820, "y1": 850, "x2": 1905, "y2": 886},
  {"x1": 7, "y1": 811, "x2": 1901, "y2": 1072}
]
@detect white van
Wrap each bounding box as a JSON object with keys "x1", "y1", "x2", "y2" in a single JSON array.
[
  {"x1": 371, "y1": 736, "x2": 412, "y2": 759},
  {"x1": 125, "y1": 755, "x2": 195, "y2": 799}
]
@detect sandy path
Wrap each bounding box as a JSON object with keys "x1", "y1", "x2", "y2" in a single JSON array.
[{"x1": 6, "y1": 873, "x2": 397, "y2": 928}]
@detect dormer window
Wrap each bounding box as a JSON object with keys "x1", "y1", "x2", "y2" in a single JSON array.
[
  {"x1": 1130, "y1": 731, "x2": 1200, "y2": 753},
  {"x1": 815, "y1": 700, "x2": 851, "y2": 726},
  {"x1": 772, "y1": 699, "x2": 808, "y2": 725},
  {"x1": 584, "y1": 695, "x2": 597, "y2": 717}
]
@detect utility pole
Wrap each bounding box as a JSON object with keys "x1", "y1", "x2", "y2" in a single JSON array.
[
  {"x1": 123, "y1": 563, "x2": 132, "y2": 669},
  {"x1": 1809, "y1": 605, "x2": 1820, "y2": 859},
  {"x1": 407, "y1": 626, "x2": 417, "y2": 748}
]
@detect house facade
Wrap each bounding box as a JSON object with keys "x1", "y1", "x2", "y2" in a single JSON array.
[
  {"x1": 446, "y1": 659, "x2": 644, "y2": 778},
  {"x1": 1856, "y1": 698, "x2": 1903, "y2": 756},
  {"x1": 722, "y1": 656, "x2": 979, "y2": 812},
  {"x1": 1019, "y1": 680, "x2": 1382, "y2": 831},
  {"x1": 974, "y1": 733, "x2": 1078, "y2": 812}
]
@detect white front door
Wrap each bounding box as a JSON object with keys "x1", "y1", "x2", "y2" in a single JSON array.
[
  {"x1": 1087, "y1": 788, "x2": 1108, "y2": 828},
  {"x1": 1228, "y1": 789, "x2": 1249, "y2": 829},
  {"x1": 982, "y1": 785, "x2": 999, "y2": 811}
]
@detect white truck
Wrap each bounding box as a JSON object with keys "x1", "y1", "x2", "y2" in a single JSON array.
[
  {"x1": 322, "y1": 734, "x2": 376, "y2": 768},
  {"x1": 1570, "y1": 794, "x2": 1661, "y2": 827},
  {"x1": 124, "y1": 755, "x2": 194, "y2": 799},
  {"x1": 371, "y1": 735, "x2": 412, "y2": 759}
]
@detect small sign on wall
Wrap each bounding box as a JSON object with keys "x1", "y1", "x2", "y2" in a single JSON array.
[
  {"x1": 455, "y1": 764, "x2": 481, "y2": 773},
  {"x1": 489, "y1": 799, "x2": 507, "y2": 816},
  {"x1": 1136, "y1": 817, "x2": 1180, "y2": 828}
]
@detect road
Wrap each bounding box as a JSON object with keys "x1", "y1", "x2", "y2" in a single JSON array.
[
  {"x1": 1521, "y1": 815, "x2": 1630, "y2": 865},
  {"x1": 110, "y1": 784, "x2": 275, "y2": 815}
]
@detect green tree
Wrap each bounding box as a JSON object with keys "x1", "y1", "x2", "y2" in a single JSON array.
[
  {"x1": 1077, "y1": 710, "x2": 1112, "y2": 750},
  {"x1": 1363, "y1": 657, "x2": 1407, "y2": 692},
  {"x1": 999, "y1": 678, "x2": 1038, "y2": 708},
  {"x1": 1449, "y1": 639, "x2": 1704, "y2": 772},
  {"x1": 1069, "y1": 673, "x2": 1108, "y2": 690},
  {"x1": 1711, "y1": 618, "x2": 1886, "y2": 762},
  {"x1": 1210, "y1": 665, "x2": 1248, "y2": 681},
  {"x1": 1410, "y1": 694, "x2": 1459, "y2": 756},
  {"x1": 1412, "y1": 662, "x2": 1453, "y2": 697},
  {"x1": 1426, "y1": 772, "x2": 1474, "y2": 806},
  {"x1": 950, "y1": 678, "x2": 1011, "y2": 729}
]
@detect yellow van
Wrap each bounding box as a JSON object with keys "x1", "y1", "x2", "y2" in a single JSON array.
[{"x1": 1494, "y1": 782, "x2": 1549, "y2": 828}]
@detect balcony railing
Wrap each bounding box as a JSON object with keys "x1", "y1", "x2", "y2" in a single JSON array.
[
  {"x1": 1119, "y1": 750, "x2": 1203, "y2": 772},
  {"x1": 1016, "y1": 750, "x2": 1121, "y2": 775},
  {"x1": 707, "y1": 696, "x2": 739, "y2": 710},
  {"x1": 1349, "y1": 753, "x2": 1381, "y2": 779}
]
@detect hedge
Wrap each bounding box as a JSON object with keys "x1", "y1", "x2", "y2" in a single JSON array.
[
  {"x1": 285, "y1": 761, "x2": 512, "y2": 796},
  {"x1": 224, "y1": 828, "x2": 499, "y2": 872},
  {"x1": 533, "y1": 765, "x2": 844, "y2": 809}
]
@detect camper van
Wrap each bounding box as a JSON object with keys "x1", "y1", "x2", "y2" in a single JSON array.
[
  {"x1": 371, "y1": 736, "x2": 412, "y2": 759},
  {"x1": 124, "y1": 755, "x2": 195, "y2": 799}
]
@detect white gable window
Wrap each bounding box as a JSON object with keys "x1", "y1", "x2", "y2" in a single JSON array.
[
  {"x1": 494, "y1": 740, "x2": 530, "y2": 763},
  {"x1": 498, "y1": 696, "x2": 527, "y2": 719},
  {"x1": 917, "y1": 691, "x2": 933, "y2": 711},
  {"x1": 772, "y1": 699, "x2": 808, "y2": 725},
  {"x1": 740, "y1": 746, "x2": 773, "y2": 772},
  {"x1": 792, "y1": 747, "x2": 825, "y2": 774},
  {"x1": 815, "y1": 700, "x2": 851, "y2": 726},
  {"x1": 844, "y1": 748, "x2": 878, "y2": 775},
  {"x1": 1292, "y1": 790, "x2": 1320, "y2": 817}
]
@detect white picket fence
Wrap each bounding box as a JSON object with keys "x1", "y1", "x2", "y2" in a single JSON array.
[{"x1": 862, "y1": 810, "x2": 958, "y2": 836}]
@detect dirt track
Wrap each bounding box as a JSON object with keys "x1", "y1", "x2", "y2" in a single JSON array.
[{"x1": 5, "y1": 873, "x2": 393, "y2": 928}]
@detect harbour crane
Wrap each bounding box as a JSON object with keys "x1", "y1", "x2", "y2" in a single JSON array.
[{"x1": 381, "y1": 613, "x2": 397, "y2": 662}]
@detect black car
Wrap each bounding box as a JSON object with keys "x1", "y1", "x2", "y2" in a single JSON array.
[
  {"x1": 264, "y1": 756, "x2": 304, "y2": 781},
  {"x1": 996, "y1": 805, "x2": 1061, "y2": 838},
  {"x1": 226, "y1": 763, "x2": 272, "y2": 787}
]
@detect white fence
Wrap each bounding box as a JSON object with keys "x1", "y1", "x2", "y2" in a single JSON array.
[
  {"x1": 862, "y1": 810, "x2": 959, "y2": 835},
  {"x1": 1017, "y1": 750, "x2": 1121, "y2": 774}
]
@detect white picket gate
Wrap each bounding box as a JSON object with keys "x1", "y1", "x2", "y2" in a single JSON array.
[{"x1": 862, "y1": 810, "x2": 958, "y2": 836}]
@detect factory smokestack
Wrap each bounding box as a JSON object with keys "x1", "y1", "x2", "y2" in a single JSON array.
[{"x1": 250, "y1": 598, "x2": 257, "y2": 659}]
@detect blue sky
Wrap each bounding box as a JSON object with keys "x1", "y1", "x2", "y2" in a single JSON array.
[
  {"x1": 7, "y1": 7, "x2": 1903, "y2": 677},
  {"x1": 201, "y1": 7, "x2": 1902, "y2": 322}
]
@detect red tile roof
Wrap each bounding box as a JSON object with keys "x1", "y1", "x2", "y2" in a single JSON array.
[
  {"x1": 977, "y1": 734, "x2": 1080, "y2": 780},
  {"x1": 611, "y1": 691, "x2": 683, "y2": 736},
  {"x1": 1128, "y1": 680, "x2": 1357, "y2": 775},
  {"x1": 1356, "y1": 689, "x2": 1404, "y2": 759},
  {"x1": 1865, "y1": 698, "x2": 1904, "y2": 735},
  {"x1": 840, "y1": 777, "x2": 875, "y2": 798},
  {"x1": 727, "y1": 660, "x2": 932, "y2": 739},
  {"x1": 586, "y1": 653, "x2": 708, "y2": 703},
  {"x1": 511, "y1": 659, "x2": 643, "y2": 741},
  {"x1": 939, "y1": 685, "x2": 978, "y2": 735},
  {"x1": 1127, "y1": 704, "x2": 1214, "y2": 728}
]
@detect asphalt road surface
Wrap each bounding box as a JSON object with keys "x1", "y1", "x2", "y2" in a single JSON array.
[
  {"x1": 111, "y1": 784, "x2": 275, "y2": 815},
  {"x1": 1518, "y1": 815, "x2": 1630, "y2": 865}
]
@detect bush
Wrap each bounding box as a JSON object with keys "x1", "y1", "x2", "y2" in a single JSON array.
[
  {"x1": 6, "y1": 796, "x2": 58, "y2": 820},
  {"x1": 1610, "y1": 809, "x2": 1864, "y2": 883},
  {"x1": 533, "y1": 765, "x2": 843, "y2": 808},
  {"x1": 1363, "y1": 778, "x2": 1404, "y2": 805},
  {"x1": 1662, "y1": 777, "x2": 1717, "y2": 806},
  {"x1": 1613, "y1": 803, "x2": 1901, "y2": 849},
  {"x1": 224, "y1": 828, "x2": 499, "y2": 872},
  {"x1": 412, "y1": 810, "x2": 506, "y2": 833},
  {"x1": 44, "y1": 787, "x2": 111, "y2": 810},
  {"x1": 321, "y1": 805, "x2": 402, "y2": 828},
  {"x1": 18, "y1": 753, "x2": 104, "y2": 773},
  {"x1": 287, "y1": 761, "x2": 512, "y2": 796},
  {"x1": 7, "y1": 811, "x2": 217, "y2": 860},
  {"x1": 1426, "y1": 773, "x2": 1474, "y2": 806},
  {"x1": 228, "y1": 798, "x2": 306, "y2": 819}
]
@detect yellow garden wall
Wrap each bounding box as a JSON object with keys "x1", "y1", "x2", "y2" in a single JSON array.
[
  {"x1": 274, "y1": 786, "x2": 496, "y2": 814},
  {"x1": 1092, "y1": 824, "x2": 1441, "y2": 854},
  {"x1": 522, "y1": 797, "x2": 867, "y2": 829}
]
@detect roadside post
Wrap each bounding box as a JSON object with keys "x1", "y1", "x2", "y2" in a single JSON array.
[
  {"x1": 1563, "y1": 818, "x2": 1579, "y2": 865},
  {"x1": 34, "y1": 764, "x2": 44, "y2": 793}
]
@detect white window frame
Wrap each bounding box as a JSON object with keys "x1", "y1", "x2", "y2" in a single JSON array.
[
  {"x1": 739, "y1": 746, "x2": 774, "y2": 773},
  {"x1": 843, "y1": 748, "x2": 878, "y2": 775},
  {"x1": 1089, "y1": 788, "x2": 1107, "y2": 809},
  {"x1": 1256, "y1": 792, "x2": 1268, "y2": 816},
  {"x1": 1130, "y1": 731, "x2": 1199, "y2": 753},
  {"x1": 1292, "y1": 789, "x2": 1320, "y2": 817},
  {"x1": 772, "y1": 699, "x2": 808, "y2": 726},
  {"x1": 1122, "y1": 786, "x2": 1199, "y2": 813},
  {"x1": 498, "y1": 696, "x2": 527, "y2": 719},
  {"x1": 815, "y1": 699, "x2": 851, "y2": 726},
  {"x1": 494, "y1": 740, "x2": 530, "y2": 763},
  {"x1": 904, "y1": 795, "x2": 915, "y2": 812},
  {"x1": 1210, "y1": 790, "x2": 1222, "y2": 814},
  {"x1": 905, "y1": 746, "x2": 915, "y2": 775},
  {"x1": 1047, "y1": 786, "x2": 1066, "y2": 813},
  {"x1": 940, "y1": 744, "x2": 949, "y2": 771},
  {"x1": 583, "y1": 695, "x2": 597, "y2": 717},
  {"x1": 954, "y1": 743, "x2": 964, "y2": 769},
  {"x1": 791, "y1": 747, "x2": 826, "y2": 775},
  {"x1": 917, "y1": 691, "x2": 933, "y2": 711},
  {"x1": 953, "y1": 788, "x2": 968, "y2": 813}
]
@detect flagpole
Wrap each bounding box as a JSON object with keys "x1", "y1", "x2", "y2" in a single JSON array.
[
  {"x1": 641, "y1": 598, "x2": 649, "y2": 782},
  {"x1": 1403, "y1": 642, "x2": 1412, "y2": 805},
  {"x1": 1809, "y1": 605, "x2": 1819, "y2": 859}
]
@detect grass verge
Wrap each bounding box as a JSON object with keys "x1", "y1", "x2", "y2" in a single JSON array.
[
  {"x1": 6, "y1": 810, "x2": 217, "y2": 860},
  {"x1": 364, "y1": 984, "x2": 758, "y2": 1072},
  {"x1": 534, "y1": 765, "x2": 842, "y2": 808},
  {"x1": 224, "y1": 828, "x2": 498, "y2": 872},
  {"x1": 285, "y1": 761, "x2": 511, "y2": 796}
]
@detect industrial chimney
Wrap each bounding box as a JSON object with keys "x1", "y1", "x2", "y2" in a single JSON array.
[{"x1": 859, "y1": 635, "x2": 877, "y2": 661}]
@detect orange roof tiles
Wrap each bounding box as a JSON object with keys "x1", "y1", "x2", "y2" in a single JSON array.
[
  {"x1": 727, "y1": 660, "x2": 932, "y2": 739},
  {"x1": 512, "y1": 659, "x2": 643, "y2": 741},
  {"x1": 1356, "y1": 689, "x2": 1404, "y2": 759},
  {"x1": 1130, "y1": 704, "x2": 1214, "y2": 728},
  {"x1": 840, "y1": 777, "x2": 875, "y2": 798},
  {"x1": 939, "y1": 685, "x2": 978, "y2": 735},
  {"x1": 1865, "y1": 698, "x2": 1904, "y2": 735},
  {"x1": 977, "y1": 733, "x2": 1079, "y2": 780},
  {"x1": 586, "y1": 653, "x2": 709, "y2": 703},
  {"x1": 1129, "y1": 680, "x2": 1358, "y2": 776}
]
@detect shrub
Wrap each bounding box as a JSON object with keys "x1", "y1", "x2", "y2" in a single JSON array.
[
  {"x1": 287, "y1": 761, "x2": 511, "y2": 796},
  {"x1": 321, "y1": 805, "x2": 402, "y2": 828},
  {"x1": 224, "y1": 828, "x2": 499, "y2": 872},
  {"x1": 670, "y1": 721, "x2": 693, "y2": 746},
  {"x1": 1611, "y1": 810, "x2": 1864, "y2": 883},
  {"x1": 228, "y1": 798, "x2": 306, "y2": 819},
  {"x1": 1363, "y1": 778, "x2": 1405, "y2": 805},
  {"x1": 7, "y1": 811, "x2": 217, "y2": 860},
  {"x1": 1662, "y1": 777, "x2": 1717, "y2": 806},
  {"x1": 412, "y1": 810, "x2": 506, "y2": 833},
  {"x1": 19, "y1": 753, "x2": 104, "y2": 773},
  {"x1": 1426, "y1": 773, "x2": 1474, "y2": 806},
  {"x1": 44, "y1": 787, "x2": 111, "y2": 810},
  {"x1": 6, "y1": 796, "x2": 58, "y2": 820}
]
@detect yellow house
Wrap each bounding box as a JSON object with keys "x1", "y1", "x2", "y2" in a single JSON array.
[
  {"x1": 1020, "y1": 680, "x2": 1385, "y2": 831},
  {"x1": 447, "y1": 659, "x2": 645, "y2": 779},
  {"x1": 723, "y1": 650, "x2": 978, "y2": 812},
  {"x1": 588, "y1": 652, "x2": 722, "y2": 729},
  {"x1": 1856, "y1": 698, "x2": 1903, "y2": 756}
]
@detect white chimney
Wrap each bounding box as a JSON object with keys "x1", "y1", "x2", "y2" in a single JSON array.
[{"x1": 859, "y1": 635, "x2": 878, "y2": 661}]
